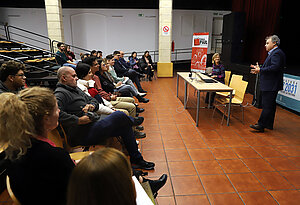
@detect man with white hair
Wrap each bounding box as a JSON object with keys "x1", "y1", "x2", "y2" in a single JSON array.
[{"x1": 250, "y1": 35, "x2": 286, "y2": 132}]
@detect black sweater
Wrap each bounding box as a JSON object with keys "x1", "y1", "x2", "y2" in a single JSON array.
[{"x1": 8, "y1": 138, "x2": 75, "y2": 205}]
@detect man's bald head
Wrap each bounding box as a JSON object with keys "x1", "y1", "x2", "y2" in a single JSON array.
[{"x1": 57, "y1": 66, "x2": 78, "y2": 87}]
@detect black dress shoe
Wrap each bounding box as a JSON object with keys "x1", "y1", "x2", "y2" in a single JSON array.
[
  {"x1": 132, "y1": 158, "x2": 155, "y2": 170},
  {"x1": 136, "y1": 107, "x2": 145, "y2": 113},
  {"x1": 134, "y1": 130, "x2": 146, "y2": 139},
  {"x1": 144, "y1": 174, "x2": 168, "y2": 198},
  {"x1": 139, "y1": 97, "x2": 149, "y2": 103},
  {"x1": 250, "y1": 124, "x2": 264, "y2": 132},
  {"x1": 133, "y1": 116, "x2": 144, "y2": 126},
  {"x1": 135, "y1": 125, "x2": 144, "y2": 131},
  {"x1": 139, "y1": 89, "x2": 147, "y2": 93}
]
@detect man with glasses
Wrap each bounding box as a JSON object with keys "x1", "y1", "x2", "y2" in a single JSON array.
[{"x1": 0, "y1": 60, "x2": 26, "y2": 93}]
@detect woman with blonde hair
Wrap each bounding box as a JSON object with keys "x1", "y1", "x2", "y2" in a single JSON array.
[
  {"x1": 67, "y1": 148, "x2": 137, "y2": 205},
  {"x1": 211, "y1": 53, "x2": 225, "y2": 83},
  {"x1": 0, "y1": 87, "x2": 75, "y2": 205},
  {"x1": 205, "y1": 53, "x2": 226, "y2": 105}
]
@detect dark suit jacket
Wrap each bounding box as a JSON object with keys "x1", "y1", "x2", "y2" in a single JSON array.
[
  {"x1": 260, "y1": 47, "x2": 286, "y2": 91},
  {"x1": 114, "y1": 59, "x2": 128, "y2": 77}
]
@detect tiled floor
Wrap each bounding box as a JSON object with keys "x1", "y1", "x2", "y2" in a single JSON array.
[
  {"x1": 138, "y1": 74, "x2": 300, "y2": 205},
  {"x1": 1, "y1": 73, "x2": 300, "y2": 204}
]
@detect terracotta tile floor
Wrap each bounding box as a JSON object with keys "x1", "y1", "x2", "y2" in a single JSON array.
[
  {"x1": 1, "y1": 74, "x2": 300, "y2": 204},
  {"x1": 139, "y1": 74, "x2": 300, "y2": 205}
]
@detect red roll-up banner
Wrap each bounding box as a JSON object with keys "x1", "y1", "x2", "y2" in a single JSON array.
[{"x1": 191, "y1": 32, "x2": 209, "y2": 73}]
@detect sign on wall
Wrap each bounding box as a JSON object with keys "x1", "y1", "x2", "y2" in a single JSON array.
[
  {"x1": 162, "y1": 25, "x2": 170, "y2": 36},
  {"x1": 277, "y1": 74, "x2": 300, "y2": 113},
  {"x1": 191, "y1": 32, "x2": 209, "y2": 73}
]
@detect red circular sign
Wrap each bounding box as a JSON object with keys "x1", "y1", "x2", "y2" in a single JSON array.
[{"x1": 163, "y1": 26, "x2": 169, "y2": 32}]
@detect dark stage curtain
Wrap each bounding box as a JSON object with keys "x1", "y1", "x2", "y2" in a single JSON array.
[{"x1": 232, "y1": 0, "x2": 282, "y2": 64}]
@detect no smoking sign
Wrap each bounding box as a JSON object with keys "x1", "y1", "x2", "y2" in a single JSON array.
[{"x1": 162, "y1": 25, "x2": 170, "y2": 36}]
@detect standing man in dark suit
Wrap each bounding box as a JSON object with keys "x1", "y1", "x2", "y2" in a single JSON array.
[{"x1": 250, "y1": 35, "x2": 286, "y2": 132}]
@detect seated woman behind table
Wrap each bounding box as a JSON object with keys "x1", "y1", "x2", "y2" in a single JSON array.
[
  {"x1": 205, "y1": 53, "x2": 225, "y2": 105},
  {"x1": 0, "y1": 87, "x2": 75, "y2": 205}
]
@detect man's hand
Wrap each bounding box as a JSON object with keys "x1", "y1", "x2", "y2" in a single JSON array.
[
  {"x1": 82, "y1": 104, "x2": 95, "y2": 113},
  {"x1": 110, "y1": 94, "x2": 117, "y2": 101},
  {"x1": 78, "y1": 115, "x2": 92, "y2": 125},
  {"x1": 250, "y1": 62, "x2": 260, "y2": 74},
  {"x1": 116, "y1": 81, "x2": 122, "y2": 87}
]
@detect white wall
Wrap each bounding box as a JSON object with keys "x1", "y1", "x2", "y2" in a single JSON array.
[{"x1": 0, "y1": 7, "x2": 230, "y2": 60}]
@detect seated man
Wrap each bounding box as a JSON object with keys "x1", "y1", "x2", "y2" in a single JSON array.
[
  {"x1": 113, "y1": 51, "x2": 147, "y2": 93},
  {"x1": 55, "y1": 42, "x2": 77, "y2": 69},
  {"x1": 0, "y1": 60, "x2": 26, "y2": 94},
  {"x1": 106, "y1": 54, "x2": 146, "y2": 96},
  {"x1": 54, "y1": 66, "x2": 154, "y2": 170}
]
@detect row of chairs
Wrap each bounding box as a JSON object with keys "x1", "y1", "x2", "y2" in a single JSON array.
[{"x1": 213, "y1": 71, "x2": 249, "y2": 124}]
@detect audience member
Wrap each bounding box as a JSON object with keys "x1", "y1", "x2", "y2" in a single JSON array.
[
  {"x1": 97, "y1": 50, "x2": 103, "y2": 60},
  {"x1": 113, "y1": 51, "x2": 147, "y2": 93},
  {"x1": 106, "y1": 54, "x2": 146, "y2": 96},
  {"x1": 119, "y1": 50, "x2": 131, "y2": 68},
  {"x1": 82, "y1": 56, "x2": 145, "y2": 115},
  {"x1": 75, "y1": 63, "x2": 146, "y2": 138},
  {"x1": 0, "y1": 60, "x2": 26, "y2": 94},
  {"x1": 55, "y1": 42, "x2": 77, "y2": 68},
  {"x1": 97, "y1": 58, "x2": 149, "y2": 103},
  {"x1": 91, "y1": 50, "x2": 97, "y2": 57},
  {"x1": 64, "y1": 45, "x2": 76, "y2": 61},
  {"x1": 139, "y1": 51, "x2": 154, "y2": 81},
  {"x1": 1, "y1": 87, "x2": 75, "y2": 205},
  {"x1": 80, "y1": 53, "x2": 90, "y2": 61},
  {"x1": 129, "y1": 51, "x2": 143, "y2": 74},
  {"x1": 76, "y1": 63, "x2": 115, "y2": 115},
  {"x1": 54, "y1": 66, "x2": 154, "y2": 169},
  {"x1": 67, "y1": 148, "x2": 136, "y2": 205}
]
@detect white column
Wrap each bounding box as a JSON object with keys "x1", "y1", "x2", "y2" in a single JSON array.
[
  {"x1": 158, "y1": 0, "x2": 173, "y2": 77},
  {"x1": 44, "y1": 0, "x2": 64, "y2": 50}
]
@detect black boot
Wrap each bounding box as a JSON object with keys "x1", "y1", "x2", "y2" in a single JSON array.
[
  {"x1": 143, "y1": 174, "x2": 168, "y2": 198},
  {"x1": 136, "y1": 95, "x2": 149, "y2": 103}
]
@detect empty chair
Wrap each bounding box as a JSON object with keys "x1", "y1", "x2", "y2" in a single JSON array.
[
  {"x1": 213, "y1": 79, "x2": 248, "y2": 124},
  {"x1": 216, "y1": 74, "x2": 243, "y2": 97}
]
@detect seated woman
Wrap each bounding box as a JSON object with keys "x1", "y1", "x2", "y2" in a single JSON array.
[
  {"x1": 67, "y1": 148, "x2": 167, "y2": 205},
  {"x1": 205, "y1": 53, "x2": 226, "y2": 105},
  {"x1": 0, "y1": 87, "x2": 75, "y2": 205},
  {"x1": 129, "y1": 52, "x2": 143, "y2": 75},
  {"x1": 76, "y1": 63, "x2": 115, "y2": 115},
  {"x1": 97, "y1": 59, "x2": 149, "y2": 103},
  {"x1": 64, "y1": 45, "x2": 76, "y2": 61},
  {"x1": 139, "y1": 51, "x2": 154, "y2": 81},
  {"x1": 67, "y1": 148, "x2": 136, "y2": 205}
]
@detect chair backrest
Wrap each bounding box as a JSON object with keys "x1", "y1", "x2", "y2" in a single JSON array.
[
  {"x1": 229, "y1": 74, "x2": 243, "y2": 88},
  {"x1": 6, "y1": 176, "x2": 21, "y2": 205},
  {"x1": 224, "y1": 71, "x2": 231, "y2": 86},
  {"x1": 234, "y1": 80, "x2": 248, "y2": 102},
  {"x1": 48, "y1": 128, "x2": 64, "y2": 148}
]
